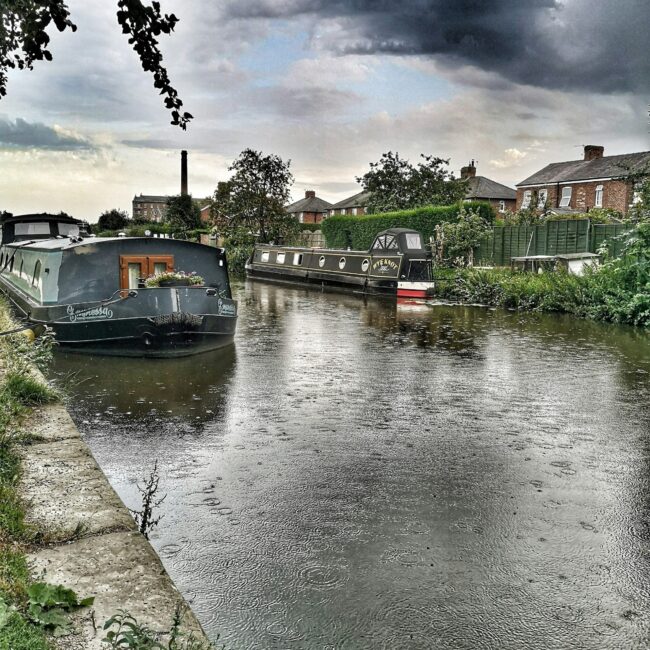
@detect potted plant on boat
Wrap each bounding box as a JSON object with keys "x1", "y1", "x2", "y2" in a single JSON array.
[{"x1": 144, "y1": 270, "x2": 205, "y2": 288}]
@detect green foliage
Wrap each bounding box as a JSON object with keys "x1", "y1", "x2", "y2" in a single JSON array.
[
  {"x1": 628, "y1": 177, "x2": 650, "y2": 222},
  {"x1": 0, "y1": 604, "x2": 51, "y2": 650},
  {"x1": 26, "y1": 583, "x2": 93, "y2": 637},
  {"x1": 164, "y1": 196, "x2": 201, "y2": 231},
  {"x1": 439, "y1": 222, "x2": 650, "y2": 327},
  {"x1": 321, "y1": 201, "x2": 494, "y2": 250},
  {"x1": 221, "y1": 228, "x2": 255, "y2": 276},
  {"x1": 2, "y1": 373, "x2": 56, "y2": 407},
  {"x1": 0, "y1": 1, "x2": 190, "y2": 128},
  {"x1": 357, "y1": 151, "x2": 468, "y2": 214},
  {"x1": 435, "y1": 206, "x2": 492, "y2": 267},
  {"x1": 98, "y1": 209, "x2": 130, "y2": 231},
  {"x1": 214, "y1": 149, "x2": 295, "y2": 244},
  {"x1": 102, "y1": 608, "x2": 216, "y2": 650}
]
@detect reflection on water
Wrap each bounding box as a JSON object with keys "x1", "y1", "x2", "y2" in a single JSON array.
[{"x1": 51, "y1": 280, "x2": 650, "y2": 649}]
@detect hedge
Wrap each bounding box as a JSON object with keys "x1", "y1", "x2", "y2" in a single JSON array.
[{"x1": 320, "y1": 201, "x2": 494, "y2": 250}]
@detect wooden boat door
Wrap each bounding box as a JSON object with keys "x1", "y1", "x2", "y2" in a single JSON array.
[{"x1": 120, "y1": 255, "x2": 174, "y2": 290}]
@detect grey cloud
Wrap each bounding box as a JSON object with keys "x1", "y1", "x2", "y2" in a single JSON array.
[
  {"x1": 222, "y1": 0, "x2": 650, "y2": 94},
  {"x1": 0, "y1": 117, "x2": 94, "y2": 150}
]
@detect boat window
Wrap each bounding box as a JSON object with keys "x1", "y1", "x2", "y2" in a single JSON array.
[
  {"x1": 10, "y1": 255, "x2": 14, "y2": 273},
  {"x1": 293, "y1": 253, "x2": 303, "y2": 266},
  {"x1": 19, "y1": 259, "x2": 24, "y2": 278},
  {"x1": 128, "y1": 263, "x2": 141, "y2": 289},
  {"x1": 277, "y1": 252, "x2": 286, "y2": 264},
  {"x1": 405, "y1": 234, "x2": 422, "y2": 250},
  {"x1": 261, "y1": 251, "x2": 270, "y2": 263},
  {"x1": 119, "y1": 255, "x2": 174, "y2": 291},
  {"x1": 58, "y1": 223, "x2": 80, "y2": 237},
  {"x1": 362, "y1": 258, "x2": 370, "y2": 272},
  {"x1": 32, "y1": 261, "x2": 41, "y2": 287},
  {"x1": 339, "y1": 257, "x2": 346, "y2": 269},
  {"x1": 318, "y1": 256, "x2": 326, "y2": 268},
  {"x1": 15, "y1": 223, "x2": 51, "y2": 236},
  {"x1": 372, "y1": 234, "x2": 398, "y2": 250}
]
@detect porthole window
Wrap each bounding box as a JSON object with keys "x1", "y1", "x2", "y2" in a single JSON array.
[
  {"x1": 361, "y1": 258, "x2": 370, "y2": 272},
  {"x1": 318, "y1": 256, "x2": 326, "y2": 268},
  {"x1": 339, "y1": 257, "x2": 346, "y2": 270}
]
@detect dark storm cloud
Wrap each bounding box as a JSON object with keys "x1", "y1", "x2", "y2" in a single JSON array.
[
  {"x1": 222, "y1": 0, "x2": 649, "y2": 94},
  {"x1": 0, "y1": 117, "x2": 93, "y2": 151}
]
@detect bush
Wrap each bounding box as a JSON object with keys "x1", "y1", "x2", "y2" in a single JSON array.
[
  {"x1": 437, "y1": 222, "x2": 650, "y2": 327},
  {"x1": 320, "y1": 201, "x2": 494, "y2": 250}
]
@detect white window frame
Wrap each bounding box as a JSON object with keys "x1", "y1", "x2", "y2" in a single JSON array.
[
  {"x1": 298, "y1": 212, "x2": 304, "y2": 223},
  {"x1": 498, "y1": 200, "x2": 506, "y2": 213},
  {"x1": 537, "y1": 189, "x2": 548, "y2": 208},
  {"x1": 559, "y1": 186, "x2": 572, "y2": 208},
  {"x1": 595, "y1": 185, "x2": 603, "y2": 208},
  {"x1": 521, "y1": 191, "x2": 532, "y2": 209},
  {"x1": 340, "y1": 208, "x2": 346, "y2": 215},
  {"x1": 276, "y1": 252, "x2": 285, "y2": 264},
  {"x1": 351, "y1": 207, "x2": 358, "y2": 216}
]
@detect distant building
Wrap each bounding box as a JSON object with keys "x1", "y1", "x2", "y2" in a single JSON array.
[
  {"x1": 516, "y1": 146, "x2": 650, "y2": 214},
  {"x1": 286, "y1": 190, "x2": 332, "y2": 224},
  {"x1": 461, "y1": 162, "x2": 516, "y2": 213},
  {"x1": 328, "y1": 191, "x2": 372, "y2": 217},
  {"x1": 132, "y1": 194, "x2": 169, "y2": 222}
]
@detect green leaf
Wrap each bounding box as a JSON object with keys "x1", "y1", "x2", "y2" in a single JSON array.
[{"x1": 0, "y1": 598, "x2": 13, "y2": 630}]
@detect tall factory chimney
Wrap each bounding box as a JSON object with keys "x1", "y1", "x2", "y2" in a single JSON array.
[{"x1": 181, "y1": 150, "x2": 188, "y2": 196}]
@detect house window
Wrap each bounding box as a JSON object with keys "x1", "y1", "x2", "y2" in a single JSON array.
[
  {"x1": 351, "y1": 208, "x2": 358, "y2": 216},
  {"x1": 298, "y1": 212, "x2": 304, "y2": 223},
  {"x1": 538, "y1": 189, "x2": 548, "y2": 208},
  {"x1": 595, "y1": 185, "x2": 603, "y2": 208},
  {"x1": 559, "y1": 186, "x2": 572, "y2": 208},
  {"x1": 119, "y1": 255, "x2": 174, "y2": 290},
  {"x1": 340, "y1": 208, "x2": 346, "y2": 215},
  {"x1": 498, "y1": 200, "x2": 506, "y2": 213},
  {"x1": 522, "y1": 191, "x2": 532, "y2": 209}
]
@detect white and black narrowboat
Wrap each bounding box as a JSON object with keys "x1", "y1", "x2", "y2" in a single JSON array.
[
  {"x1": 246, "y1": 228, "x2": 434, "y2": 298},
  {"x1": 0, "y1": 213, "x2": 237, "y2": 357}
]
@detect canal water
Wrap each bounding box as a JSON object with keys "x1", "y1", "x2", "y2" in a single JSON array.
[{"x1": 51, "y1": 280, "x2": 650, "y2": 649}]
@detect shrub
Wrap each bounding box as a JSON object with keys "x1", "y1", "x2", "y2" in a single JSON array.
[{"x1": 320, "y1": 201, "x2": 494, "y2": 250}]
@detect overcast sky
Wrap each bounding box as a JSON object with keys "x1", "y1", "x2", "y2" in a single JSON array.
[{"x1": 1, "y1": 0, "x2": 648, "y2": 220}]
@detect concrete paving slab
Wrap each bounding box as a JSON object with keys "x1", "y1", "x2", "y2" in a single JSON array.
[
  {"x1": 21, "y1": 403, "x2": 81, "y2": 442},
  {"x1": 20, "y1": 434, "x2": 136, "y2": 537},
  {"x1": 29, "y1": 531, "x2": 208, "y2": 649}
]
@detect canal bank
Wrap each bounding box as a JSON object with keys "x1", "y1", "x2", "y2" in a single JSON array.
[
  {"x1": 20, "y1": 399, "x2": 211, "y2": 649},
  {"x1": 0, "y1": 300, "x2": 211, "y2": 648}
]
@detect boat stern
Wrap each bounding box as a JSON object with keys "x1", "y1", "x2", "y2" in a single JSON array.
[{"x1": 397, "y1": 281, "x2": 435, "y2": 299}]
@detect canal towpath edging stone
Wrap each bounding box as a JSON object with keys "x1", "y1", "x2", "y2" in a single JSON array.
[{"x1": 19, "y1": 398, "x2": 211, "y2": 649}]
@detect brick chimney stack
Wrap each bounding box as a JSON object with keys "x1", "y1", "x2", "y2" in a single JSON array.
[
  {"x1": 181, "y1": 150, "x2": 188, "y2": 195},
  {"x1": 460, "y1": 160, "x2": 477, "y2": 179},
  {"x1": 305, "y1": 190, "x2": 316, "y2": 199},
  {"x1": 583, "y1": 145, "x2": 604, "y2": 161}
]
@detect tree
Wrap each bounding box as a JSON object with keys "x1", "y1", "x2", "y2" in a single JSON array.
[
  {"x1": 214, "y1": 149, "x2": 297, "y2": 243},
  {"x1": 97, "y1": 208, "x2": 129, "y2": 231},
  {"x1": 357, "y1": 152, "x2": 468, "y2": 214},
  {"x1": 164, "y1": 194, "x2": 200, "y2": 230},
  {"x1": 434, "y1": 206, "x2": 491, "y2": 268},
  {"x1": 0, "y1": 1, "x2": 191, "y2": 129}
]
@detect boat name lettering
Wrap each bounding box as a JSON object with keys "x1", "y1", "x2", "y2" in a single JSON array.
[
  {"x1": 66, "y1": 304, "x2": 113, "y2": 322},
  {"x1": 218, "y1": 299, "x2": 237, "y2": 317},
  {"x1": 372, "y1": 258, "x2": 399, "y2": 274}
]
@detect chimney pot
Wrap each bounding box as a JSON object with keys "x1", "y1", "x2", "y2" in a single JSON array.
[
  {"x1": 460, "y1": 161, "x2": 477, "y2": 179},
  {"x1": 583, "y1": 145, "x2": 604, "y2": 161},
  {"x1": 305, "y1": 190, "x2": 316, "y2": 199}
]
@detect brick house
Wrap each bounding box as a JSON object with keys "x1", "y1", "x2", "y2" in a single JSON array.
[
  {"x1": 286, "y1": 191, "x2": 332, "y2": 224},
  {"x1": 328, "y1": 191, "x2": 372, "y2": 217},
  {"x1": 132, "y1": 194, "x2": 169, "y2": 222},
  {"x1": 516, "y1": 146, "x2": 650, "y2": 214},
  {"x1": 461, "y1": 162, "x2": 516, "y2": 213}
]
